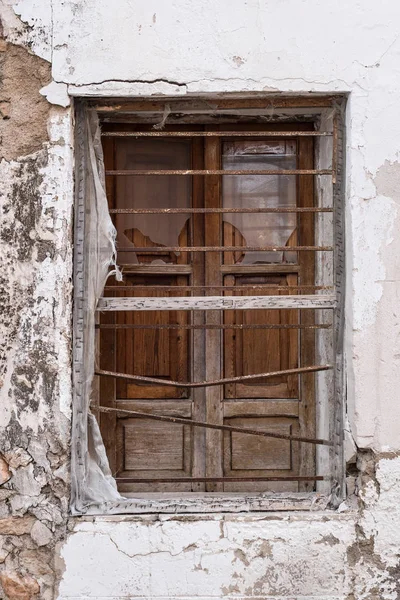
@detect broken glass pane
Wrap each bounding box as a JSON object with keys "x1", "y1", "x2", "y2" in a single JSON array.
[
  {"x1": 115, "y1": 139, "x2": 192, "y2": 265},
  {"x1": 222, "y1": 140, "x2": 297, "y2": 264}
]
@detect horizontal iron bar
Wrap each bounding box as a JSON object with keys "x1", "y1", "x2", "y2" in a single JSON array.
[
  {"x1": 109, "y1": 207, "x2": 333, "y2": 214},
  {"x1": 106, "y1": 169, "x2": 332, "y2": 176},
  {"x1": 116, "y1": 476, "x2": 326, "y2": 483},
  {"x1": 96, "y1": 364, "x2": 331, "y2": 388},
  {"x1": 102, "y1": 131, "x2": 332, "y2": 138},
  {"x1": 103, "y1": 285, "x2": 333, "y2": 292},
  {"x1": 117, "y1": 264, "x2": 193, "y2": 273},
  {"x1": 94, "y1": 404, "x2": 332, "y2": 446},
  {"x1": 116, "y1": 246, "x2": 333, "y2": 252},
  {"x1": 97, "y1": 294, "x2": 337, "y2": 311},
  {"x1": 96, "y1": 323, "x2": 332, "y2": 330}
]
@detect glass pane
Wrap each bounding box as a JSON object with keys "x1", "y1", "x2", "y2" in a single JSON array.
[
  {"x1": 109, "y1": 275, "x2": 190, "y2": 400},
  {"x1": 222, "y1": 140, "x2": 297, "y2": 264},
  {"x1": 115, "y1": 139, "x2": 192, "y2": 265}
]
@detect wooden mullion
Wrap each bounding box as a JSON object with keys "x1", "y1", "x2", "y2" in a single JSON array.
[
  {"x1": 223, "y1": 274, "x2": 236, "y2": 400},
  {"x1": 191, "y1": 137, "x2": 206, "y2": 491},
  {"x1": 204, "y1": 135, "x2": 224, "y2": 492},
  {"x1": 298, "y1": 137, "x2": 316, "y2": 491}
]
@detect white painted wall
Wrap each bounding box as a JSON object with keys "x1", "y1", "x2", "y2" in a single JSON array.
[
  {"x1": 2, "y1": 0, "x2": 400, "y2": 598},
  {"x1": 49, "y1": 0, "x2": 400, "y2": 451}
]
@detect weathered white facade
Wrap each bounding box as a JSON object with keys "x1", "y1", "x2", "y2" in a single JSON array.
[{"x1": 1, "y1": 0, "x2": 400, "y2": 598}]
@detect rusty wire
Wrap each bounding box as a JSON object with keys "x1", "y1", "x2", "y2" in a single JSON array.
[
  {"x1": 115, "y1": 245, "x2": 333, "y2": 253},
  {"x1": 102, "y1": 131, "x2": 332, "y2": 138},
  {"x1": 93, "y1": 404, "x2": 332, "y2": 446},
  {"x1": 95, "y1": 364, "x2": 331, "y2": 389},
  {"x1": 116, "y1": 476, "x2": 326, "y2": 483},
  {"x1": 104, "y1": 285, "x2": 333, "y2": 292},
  {"x1": 106, "y1": 169, "x2": 332, "y2": 176},
  {"x1": 96, "y1": 323, "x2": 331, "y2": 330},
  {"x1": 108, "y1": 207, "x2": 332, "y2": 214}
]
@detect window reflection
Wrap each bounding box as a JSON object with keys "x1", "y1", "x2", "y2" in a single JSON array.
[
  {"x1": 222, "y1": 140, "x2": 297, "y2": 264},
  {"x1": 115, "y1": 139, "x2": 191, "y2": 265}
]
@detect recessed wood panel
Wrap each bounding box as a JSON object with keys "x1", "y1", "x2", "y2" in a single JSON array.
[
  {"x1": 229, "y1": 420, "x2": 292, "y2": 471},
  {"x1": 223, "y1": 415, "x2": 300, "y2": 492},
  {"x1": 224, "y1": 274, "x2": 299, "y2": 399},
  {"x1": 122, "y1": 419, "x2": 189, "y2": 471},
  {"x1": 113, "y1": 276, "x2": 190, "y2": 399}
]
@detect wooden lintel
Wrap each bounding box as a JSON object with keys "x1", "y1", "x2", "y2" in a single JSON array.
[{"x1": 91, "y1": 95, "x2": 337, "y2": 113}]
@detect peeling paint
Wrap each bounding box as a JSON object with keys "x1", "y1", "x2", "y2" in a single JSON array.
[
  {"x1": 0, "y1": 39, "x2": 51, "y2": 161},
  {"x1": 0, "y1": 14, "x2": 72, "y2": 597},
  {"x1": 40, "y1": 81, "x2": 70, "y2": 108}
]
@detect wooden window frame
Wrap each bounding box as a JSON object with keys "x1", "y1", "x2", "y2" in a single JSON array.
[{"x1": 72, "y1": 95, "x2": 346, "y2": 514}]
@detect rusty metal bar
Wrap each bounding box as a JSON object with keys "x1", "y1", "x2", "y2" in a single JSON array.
[
  {"x1": 102, "y1": 131, "x2": 332, "y2": 138},
  {"x1": 104, "y1": 285, "x2": 333, "y2": 292},
  {"x1": 109, "y1": 207, "x2": 333, "y2": 214},
  {"x1": 106, "y1": 169, "x2": 332, "y2": 176},
  {"x1": 96, "y1": 323, "x2": 332, "y2": 330},
  {"x1": 116, "y1": 245, "x2": 333, "y2": 252},
  {"x1": 93, "y1": 404, "x2": 332, "y2": 446},
  {"x1": 116, "y1": 476, "x2": 325, "y2": 483},
  {"x1": 96, "y1": 364, "x2": 331, "y2": 389}
]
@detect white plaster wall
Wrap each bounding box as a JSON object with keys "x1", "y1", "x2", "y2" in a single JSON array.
[
  {"x1": 46, "y1": 0, "x2": 400, "y2": 452},
  {"x1": 2, "y1": 0, "x2": 400, "y2": 598},
  {"x1": 60, "y1": 513, "x2": 356, "y2": 600},
  {"x1": 60, "y1": 456, "x2": 400, "y2": 600}
]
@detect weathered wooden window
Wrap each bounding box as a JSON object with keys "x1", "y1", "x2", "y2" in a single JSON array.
[
  {"x1": 93, "y1": 113, "x2": 342, "y2": 498},
  {"x1": 70, "y1": 97, "x2": 344, "y2": 513}
]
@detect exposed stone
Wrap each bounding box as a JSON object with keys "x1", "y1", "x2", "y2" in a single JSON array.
[
  {"x1": 30, "y1": 520, "x2": 52, "y2": 547},
  {"x1": 4, "y1": 448, "x2": 32, "y2": 470},
  {"x1": 0, "y1": 538, "x2": 9, "y2": 563},
  {"x1": 0, "y1": 453, "x2": 11, "y2": 485},
  {"x1": 0, "y1": 571, "x2": 40, "y2": 600},
  {"x1": 19, "y1": 549, "x2": 54, "y2": 578},
  {"x1": 0, "y1": 39, "x2": 51, "y2": 161},
  {"x1": 0, "y1": 516, "x2": 36, "y2": 535},
  {"x1": 10, "y1": 465, "x2": 43, "y2": 497}
]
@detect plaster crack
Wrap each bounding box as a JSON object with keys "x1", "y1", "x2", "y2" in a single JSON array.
[
  {"x1": 60, "y1": 77, "x2": 187, "y2": 89},
  {"x1": 107, "y1": 535, "x2": 198, "y2": 559},
  {"x1": 355, "y1": 35, "x2": 400, "y2": 69}
]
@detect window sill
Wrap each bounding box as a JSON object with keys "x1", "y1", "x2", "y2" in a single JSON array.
[{"x1": 75, "y1": 492, "x2": 335, "y2": 515}]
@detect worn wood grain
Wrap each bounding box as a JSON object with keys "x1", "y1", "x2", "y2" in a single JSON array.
[{"x1": 98, "y1": 294, "x2": 336, "y2": 311}]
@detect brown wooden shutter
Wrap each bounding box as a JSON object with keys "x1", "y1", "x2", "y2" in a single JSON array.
[{"x1": 99, "y1": 125, "x2": 317, "y2": 494}]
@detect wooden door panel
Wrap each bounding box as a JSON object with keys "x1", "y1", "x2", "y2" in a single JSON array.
[
  {"x1": 112, "y1": 275, "x2": 190, "y2": 399},
  {"x1": 117, "y1": 418, "x2": 193, "y2": 493},
  {"x1": 223, "y1": 274, "x2": 299, "y2": 399},
  {"x1": 221, "y1": 139, "x2": 297, "y2": 267},
  {"x1": 122, "y1": 419, "x2": 189, "y2": 471},
  {"x1": 114, "y1": 138, "x2": 192, "y2": 267},
  {"x1": 101, "y1": 126, "x2": 316, "y2": 494},
  {"x1": 223, "y1": 416, "x2": 300, "y2": 492}
]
